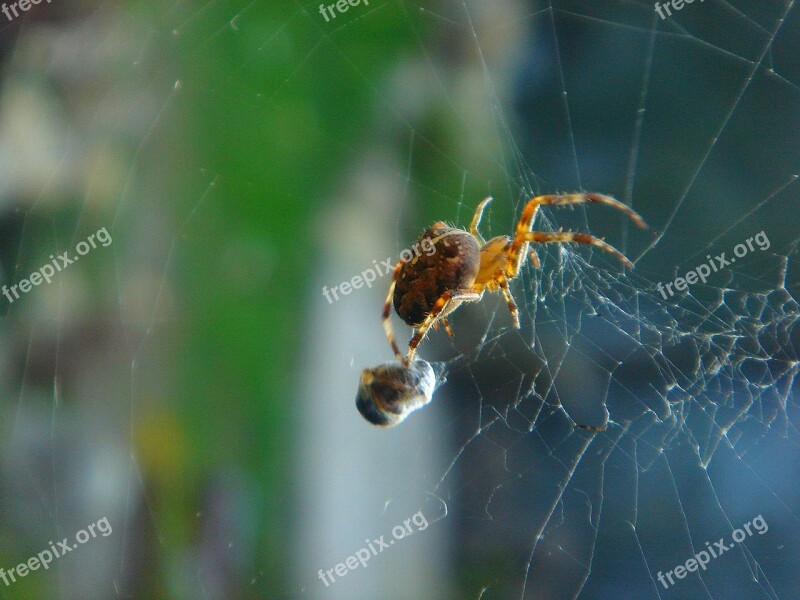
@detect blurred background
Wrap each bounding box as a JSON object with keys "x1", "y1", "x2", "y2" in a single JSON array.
[{"x1": 0, "y1": 0, "x2": 798, "y2": 599}]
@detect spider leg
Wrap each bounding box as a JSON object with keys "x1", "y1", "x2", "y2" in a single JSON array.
[
  {"x1": 440, "y1": 316, "x2": 455, "y2": 337},
  {"x1": 507, "y1": 193, "x2": 645, "y2": 277},
  {"x1": 406, "y1": 289, "x2": 482, "y2": 364},
  {"x1": 469, "y1": 196, "x2": 493, "y2": 245},
  {"x1": 494, "y1": 273, "x2": 520, "y2": 328},
  {"x1": 382, "y1": 259, "x2": 406, "y2": 364},
  {"x1": 431, "y1": 319, "x2": 454, "y2": 335},
  {"x1": 516, "y1": 193, "x2": 646, "y2": 235},
  {"x1": 529, "y1": 249, "x2": 540, "y2": 268},
  {"x1": 521, "y1": 231, "x2": 633, "y2": 269}
]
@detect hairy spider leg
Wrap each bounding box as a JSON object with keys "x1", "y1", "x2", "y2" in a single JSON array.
[
  {"x1": 494, "y1": 271, "x2": 520, "y2": 328},
  {"x1": 382, "y1": 259, "x2": 406, "y2": 364},
  {"x1": 384, "y1": 193, "x2": 646, "y2": 365},
  {"x1": 521, "y1": 231, "x2": 633, "y2": 269},
  {"x1": 506, "y1": 193, "x2": 646, "y2": 278},
  {"x1": 433, "y1": 316, "x2": 455, "y2": 337},
  {"x1": 406, "y1": 289, "x2": 482, "y2": 365},
  {"x1": 469, "y1": 196, "x2": 493, "y2": 244}
]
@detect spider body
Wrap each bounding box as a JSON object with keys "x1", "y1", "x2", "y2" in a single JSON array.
[
  {"x1": 393, "y1": 223, "x2": 480, "y2": 327},
  {"x1": 383, "y1": 193, "x2": 647, "y2": 366}
]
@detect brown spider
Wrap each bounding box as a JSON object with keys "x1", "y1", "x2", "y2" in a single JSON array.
[{"x1": 383, "y1": 193, "x2": 647, "y2": 367}]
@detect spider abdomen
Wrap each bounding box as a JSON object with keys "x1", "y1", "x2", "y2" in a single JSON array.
[{"x1": 393, "y1": 225, "x2": 480, "y2": 327}]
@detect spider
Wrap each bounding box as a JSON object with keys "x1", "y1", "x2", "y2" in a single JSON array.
[{"x1": 383, "y1": 193, "x2": 647, "y2": 367}]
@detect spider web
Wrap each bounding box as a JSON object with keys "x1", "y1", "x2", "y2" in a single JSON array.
[
  {"x1": 298, "y1": 1, "x2": 800, "y2": 598},
  {"x1": 1, "y1": 0, "x2": 799, "y2": 599}
]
